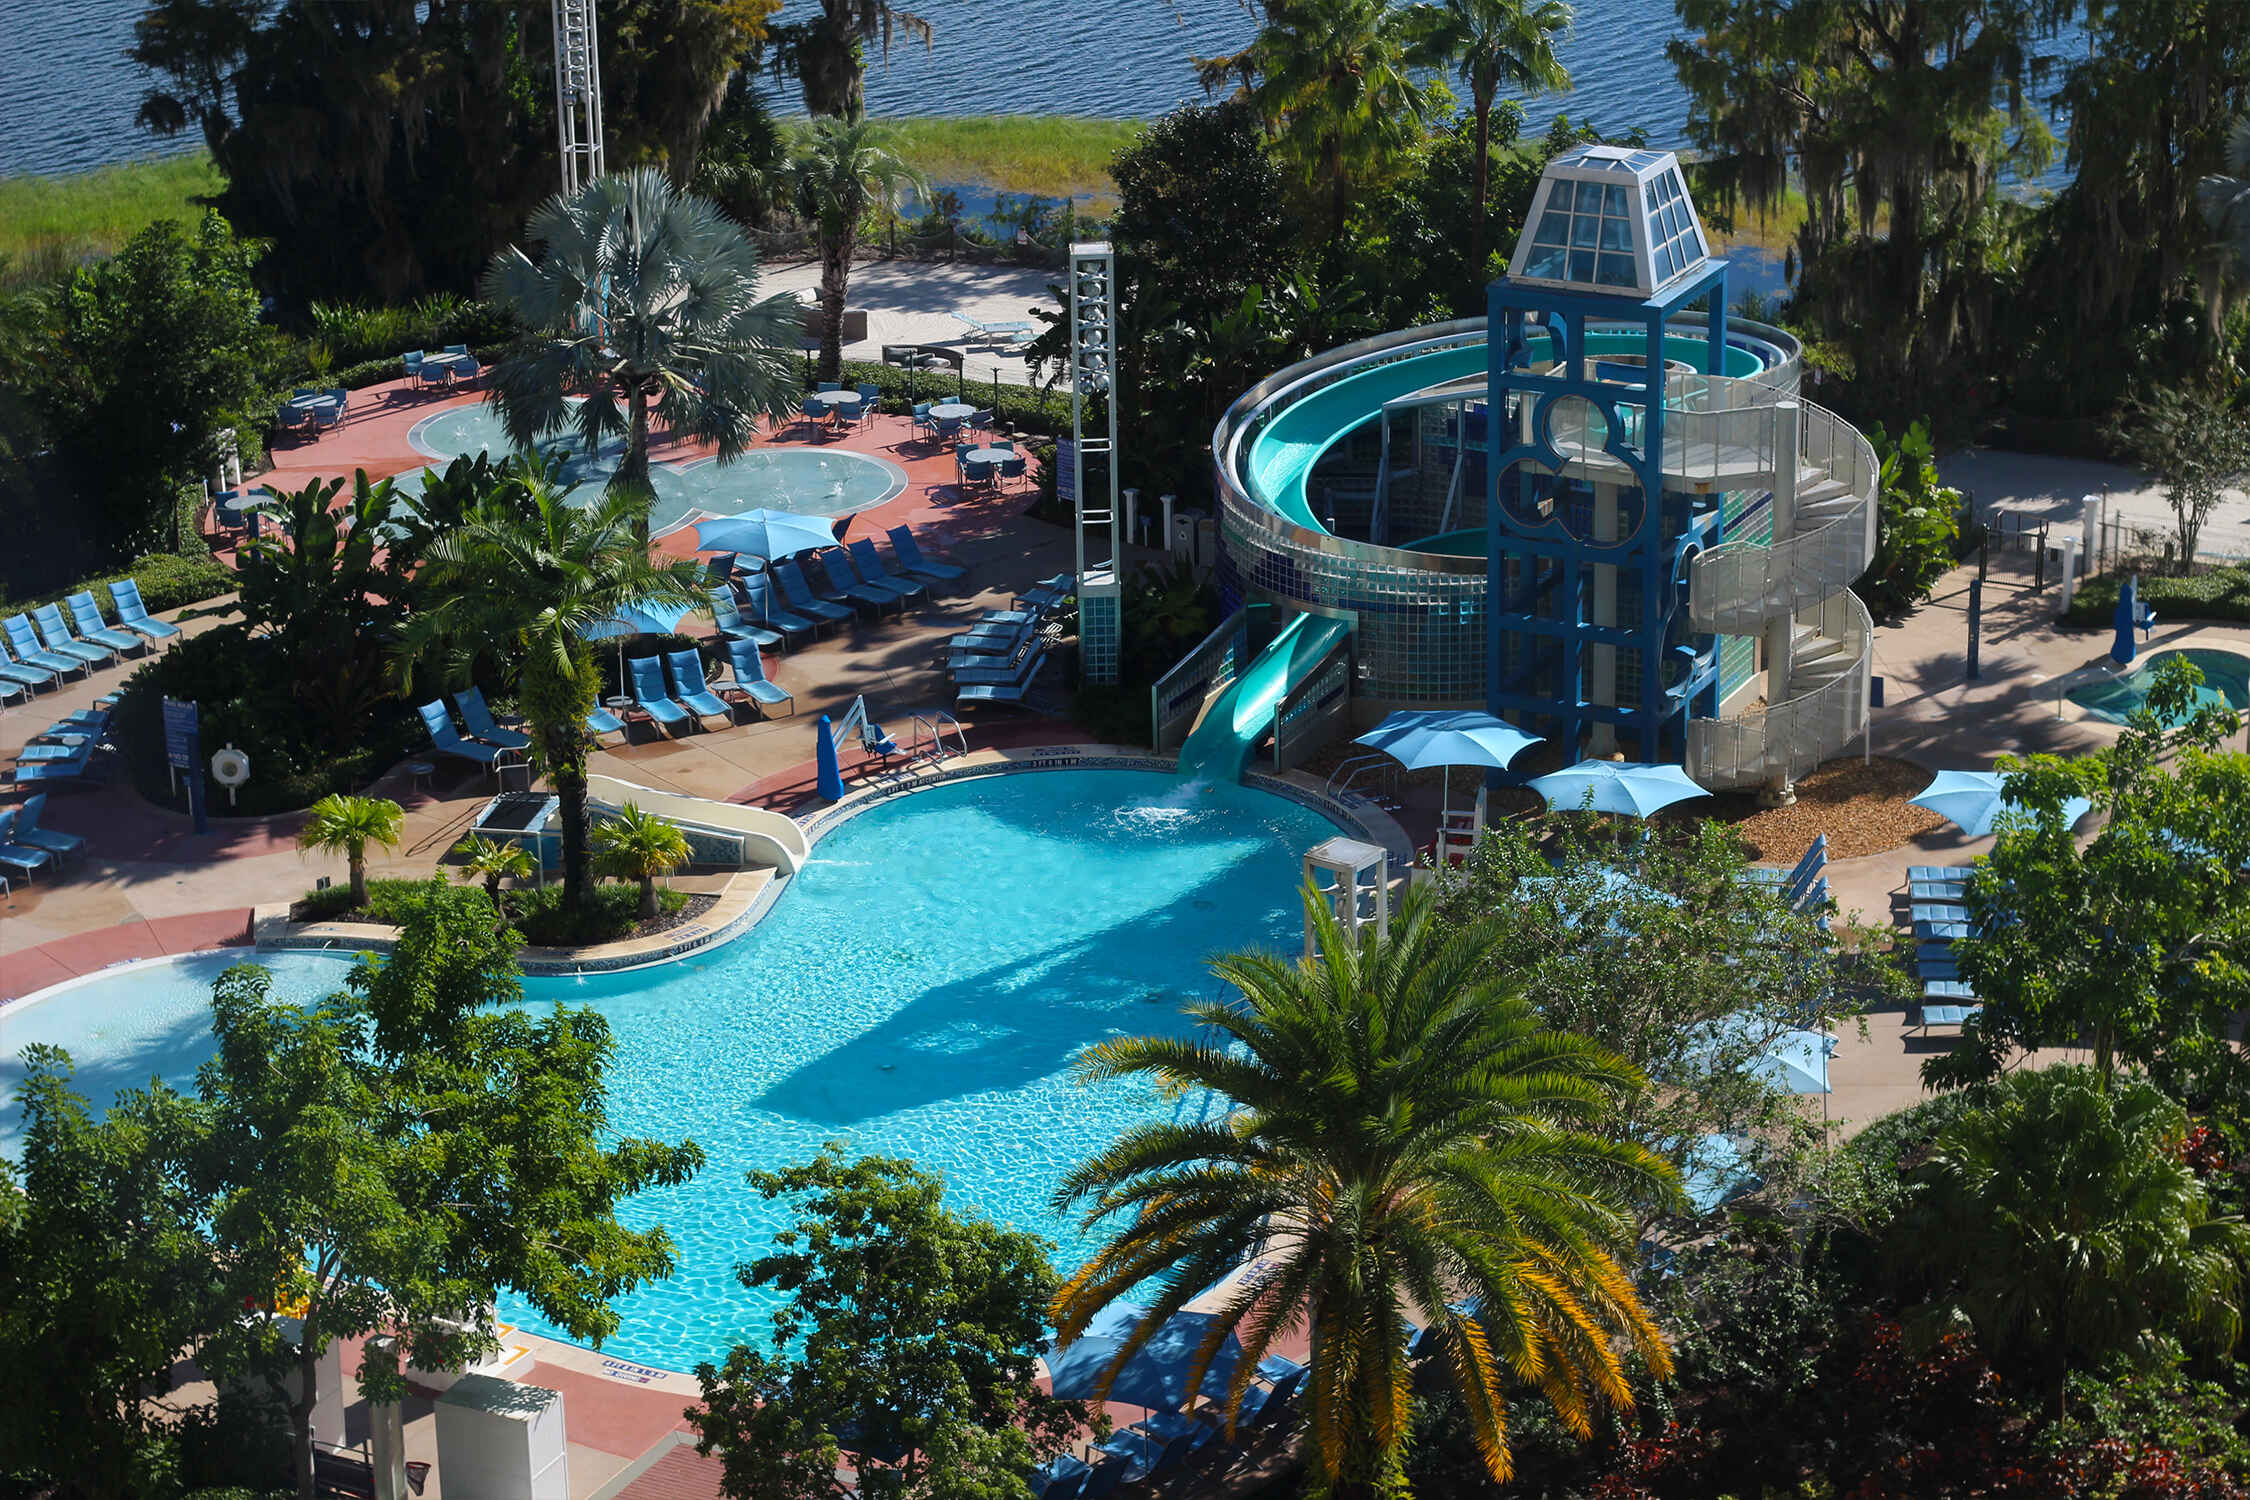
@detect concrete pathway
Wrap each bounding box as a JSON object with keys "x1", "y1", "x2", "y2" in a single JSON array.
[
  {"x1": 1939, "y1": 445, "x2": 2250, "y2": 565},
  {"x1": 759, "y1": 257, "x2": 1060, "y2": 387}
]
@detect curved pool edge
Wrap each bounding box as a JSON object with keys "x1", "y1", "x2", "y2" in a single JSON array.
[{"x1": 2040, "y1": 632, "x2": 2250, "y2": 731}]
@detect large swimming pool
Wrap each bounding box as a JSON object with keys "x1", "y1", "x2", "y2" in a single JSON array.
[
  {"x1": 397, "y1": 404, "x2": 909, "y2": 538},
  {"x1": 0, "y1": 770, "x2": 1342, "y2": 1370},
  {"x1": 2065, "y1": 648, "x2": 2250, "y2": 724}
]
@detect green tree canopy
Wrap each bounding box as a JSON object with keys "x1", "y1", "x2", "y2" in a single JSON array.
[{"x1": 691, "y1": 1149, "x2": 1090, "y2": 1500}]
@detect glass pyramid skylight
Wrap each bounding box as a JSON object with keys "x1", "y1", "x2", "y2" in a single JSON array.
[{"x1": 1506, "y1": 146, "x2": 1712, "y2": 297}]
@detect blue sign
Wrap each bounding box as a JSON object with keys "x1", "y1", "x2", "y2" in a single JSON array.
[
  {"x1": 1056, "y1": 440, "x2": 1077, "y2": 504},
  {"x1": 161, "y1": 698, "x2": 198, "y2": 771}
]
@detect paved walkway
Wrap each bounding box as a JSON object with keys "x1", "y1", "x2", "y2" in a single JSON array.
[
  {"x1": 759, "y1": 258, "x2": 1059, "y2": 386},
  {"x1": 1939, "y1": 445, "x2": 2250, "y2": 564}
]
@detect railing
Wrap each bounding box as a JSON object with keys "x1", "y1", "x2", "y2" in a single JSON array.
[
  {"x1": 911, "y1": 711, "x2": 968, "y2": 762},
  {"x1": 1686, "y1": 400, "x2": 1878, "y2": 633},
  {"x1": 1686, "y1": 590, "x2": 1872, "y2": 788},
  {"x1": 1271, "y1": 647, "x2": 1353, "y2": 773},
  {"x1": 1151, "y1": 608, "x2": 1253, "y2": 752}
]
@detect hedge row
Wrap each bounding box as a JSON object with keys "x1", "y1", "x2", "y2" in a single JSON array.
[
  {"x1": 0, "y1": 550, "x2": 235, "y2": 618},
  {"x1": 830, "y1": 357, "x2": 1078, "y2": 437},
  {"x1": 2062, "y1": 567, "x2": 2250, "y2": 627}
]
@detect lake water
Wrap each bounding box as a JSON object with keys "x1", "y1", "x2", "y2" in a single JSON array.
[{"x1": 7, "y1": 0, "x2": 1707, "y2": 178}]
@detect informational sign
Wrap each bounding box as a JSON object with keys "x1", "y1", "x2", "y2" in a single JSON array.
[
  {"x1": 1056, "y1": 440, "x2": 1077, "y2": 504},
  {"x1": 161, "y1": 697, "x2": 198, "y2": 770}
]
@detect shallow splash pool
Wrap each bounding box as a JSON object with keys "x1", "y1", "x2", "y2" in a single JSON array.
[
  {"x1": 397, "y1": 404, "x2": 908, "y2": 537},
  {"x1": 0, "y1": 770, "x2": 1344, "y2": 1370},
  {"x1": 2064, "y1": 648, "x2": 2250, "y2": 724}
]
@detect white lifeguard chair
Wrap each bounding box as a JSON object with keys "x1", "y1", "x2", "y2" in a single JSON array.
[
  {"x1": 1433, "y1": 784, "x2": 1488, "y2": 867},
  {"x1": 1304, "y1": 836, "x2": 1390, "y2": 955}
]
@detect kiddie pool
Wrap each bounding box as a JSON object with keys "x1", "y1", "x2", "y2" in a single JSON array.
[{"x1": 2064, "y1": 648, "x2": 2250, "y2": 724}]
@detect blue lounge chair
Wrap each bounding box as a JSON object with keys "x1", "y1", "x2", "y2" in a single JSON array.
[
  {"x1": 707, "y1": 587, "x2": 783, "y2": 651},
  {"x1": 662, "y1": 649, "x2": 734, "y2": 723},
  {"x1": 816, "y1": 381, "x2": 842, "y2": 393},
  {"x1": 30, "y1": 604, "x2": 113, "y2": 667},
  {"x1": 816, "y1": 548, "x2": 905, "y2": 613},
  {"x1": 13, "y1": 752, "x2": 93, "y2": 785},
  {"x1": 1032, "y1": 1454, "x2": 1090, "y2": 1500},
  {"x1": 0, "y1": 633, "x2": 56, "y2": 692},
  {"x1": 848, "y1": 539, "x2": 928, "y2": 605},
  {"x1": 721, "y1": 637, "x2": 793, "y2": 716},
  {"x1": 1908, "y1": 879, "x2": 1967, "y2": 901},
  {"x1": 887, "y1": 524, "x2": 967, "y2": 583},
  {"x1": 0, "y1": 811, "x2": 54, "y2": 883},
  {"x1": 586, "y1": 705, "x2": 627, "y2": 742},
  {"x1": 1910, "y1": 902, "x2": 1970, "y2": 925},
  {"x1": 1910, "y1": 865, "x2": 1975, "y2": 883},
  {"x1": 1915, "y1": 918, "x2": 1974, "y2": 941},
  {"x1": 1018, "y1": 574, "x2": 1076, "y2": 613},
  {"x1": 627, "y1": 656, "x2": 693, "y2": 735},
  {"x1": 418, "y1": 700, "x2": 506, "y2": 775},
  {"x1": 1920, "y1": 1001, "x2": 1984, "y2": 1034},
  {"x1": 5, "y1": 615, "x2": 86, "y2": 677},
  {"x1": 772, "y1": 561, "x2": 855, "y2": 627},
  {"x1": 741, "y1": 573, "x2": 816, "y2": 645},
  {"x1": 15, "y1": 793, "x2": 84, "y2": 861},
  {"x1": 957, "y1": 650, "x2": 1048, "y2": 706},
  {"x1": 954, "y1": 644, "x2": 1045, "y2": 686},
  {"x1": 703, "y1": 552, "x2": 740, "y2": 587},
  {"x1": 66, "y1": 593, "x2": 144, "y2": 655},
  {"x1": 1075, "y1": 1453, "x2": 1130, "y2": 1500},
  {"x1": 455, "y1": 685, "x2": 531, "y2": 750}
]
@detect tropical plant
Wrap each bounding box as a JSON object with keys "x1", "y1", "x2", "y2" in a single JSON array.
[
  {"x1": 451, "y1": 833, "x2": 535, "y2": 921},
  {"x1": 770, "y1": 0, "x2": 932, "y2": 120},
  {"x1": 2107, "y1": 378, "x2": 2250, "y2": 570},
  {"x1": 691, "y1": 1149, "x2": 1092, "y2": 1500},
  {"x1": 592, "y1": 803, "x2": 692, "y2": 919},
  {"x1": 1858, "y1": 419, "x2": 1965, "y2": 616},
  {"x1": 398, "y1": 481, "x2": 704, "y2": 922},
  {"x1": 1884, "y1": 1066, "x2": 2250, "y2": 1408},
  {"x1": 1051, "y1": 883, "x2": 1674, "y2": 1496},
  {"x1": 481, "y1": 169, "x2": 802, "y2": 542},
  {"x1": 789, "y1": 119, "x2": 928, "y2": 382},
  {"x1": 295, "y1": 794, "x2": 404, "y2": 907},
  {"x1": 1418, "y1": 0, "x2": 1571, "y2": 274}
]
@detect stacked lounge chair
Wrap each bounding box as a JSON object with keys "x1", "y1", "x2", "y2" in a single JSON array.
[
  {"x1": 1900, "y1": 864, "x2": 1983, "y2": 1033},
  {"x1": 108, "y1": 579, "x2": 185, "y2": 643},
  {"x1": 947, "y1": 577, "x2": 1078, "y2": 708}
]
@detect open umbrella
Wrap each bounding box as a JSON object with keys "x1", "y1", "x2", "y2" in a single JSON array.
[
  {"x1": 1687, "y1": 1014, "x2": 1834, "y2": 1095},
  {"x1": 1910, "y1": 769, "x2": 2091, "y2": 839},
  {"x1": 1680, "y1": 1133, "x2": 1760, "y2": 1214},
  {"x1": 1353, "y1": 709, "x2": 1542, "y2": 827},
  {"x1": 1528, "y1": 760, "x2": 1708, "y2": 818},
  {"x1": 694, "y1": 510, "x2": 839, "y2": 561},
  {"x1": 1044, "y1": 1303, "x2": 1244, "y2": 1412},
  {"x1": 583, "y1": 598, "x2": 700, "y2": 694}
]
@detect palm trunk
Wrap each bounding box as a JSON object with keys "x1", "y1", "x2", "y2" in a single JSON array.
[
  {"x1": 620, "y1": 381, "x2": 654, "y2": 547},
  {"x1": 349, "y1": 856, "x2": 368, "y2": 908},
  {"x1": 1469, "y1": 86, "x2": 1495, "y2": 279},
  {"x1": 639, "y1": 873, "x2": 658, "y2": 918},
  {"x1": 817, "y1": 234, "x2": 852, "y2": 383}
]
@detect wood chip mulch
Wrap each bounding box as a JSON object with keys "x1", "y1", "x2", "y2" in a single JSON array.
[{"x1": 1701, "y1": 756, "x2": 1945, "y2": 865}]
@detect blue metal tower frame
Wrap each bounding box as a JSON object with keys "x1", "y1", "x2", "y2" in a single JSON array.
[{"x1": 1483, "y1": 259, "x2": 1730, "y2": 762}]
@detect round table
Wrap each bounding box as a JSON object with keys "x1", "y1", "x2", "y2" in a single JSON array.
[
  {"x1": 405, "y1": 760, "x2": 437, "y2": 795},
  {"x1": 288, "y1": 394, "x2": 341, "y2": 415},
  {"x1": 808, "y1": 390, "x2": 865, "y2": 411},
  {"x1": 928, "y1": 402, "x2": 976, "y2": 422},
  {"x1": 961, "y1": 446, "x2": 1014, "y2": 467}
]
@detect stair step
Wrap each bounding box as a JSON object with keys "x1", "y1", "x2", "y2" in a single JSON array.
[
  {"x1": 1797, "y1": 478, "x2": 1853, "y2": 506},
  {"x1": 1791, "y1": 629, "x2": 1845, "y2": 664}
]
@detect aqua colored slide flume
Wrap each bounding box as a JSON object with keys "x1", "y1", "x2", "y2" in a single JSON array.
[{"x1": 1176, "y1": 614, "x2": 1353, "y2": 783}]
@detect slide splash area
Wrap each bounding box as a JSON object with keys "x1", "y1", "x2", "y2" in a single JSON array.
[{"x1": 1176, "y1": 615, "x2": 1353, "y2": 783}]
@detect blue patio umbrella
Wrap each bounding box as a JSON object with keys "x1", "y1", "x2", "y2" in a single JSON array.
[
  {"x1": 1354, "y1": 709, "x2": 1542, "y2": 826},
  {"x1": 583, "y1": 597, "x2": 701, "y2": 688},
  {"x1": 1687, "y1": 1015, "x2": 1834, "y2": 1095},
  {"x1": 1528, "y1": 760, "x2": 1709, "y2": 818},
  {"x1": 1044, "y1": 1303, "x2": 1244, "y2": 1412},
  {"x1": 694, "y1": 509, "x2": 839, "y2": 561},
  {"x1": 1680, "y1": 1133, "x2": 1760, "y2": 1214},
  {"x1": 1910, "y1": 769, "x2": 2091, "y2": 839},
  {"x1": 2112, "y1": 574, "x2": 2140, "y2": 667}
]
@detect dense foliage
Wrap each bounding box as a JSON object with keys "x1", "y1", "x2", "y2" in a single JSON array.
[{"x1": 1858, "y1": 419, "x2": 1968, "y2": 617}]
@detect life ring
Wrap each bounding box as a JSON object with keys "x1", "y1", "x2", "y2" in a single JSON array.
[{"x1": 210, "y1": 746, "x2": 251, "y2": 788}]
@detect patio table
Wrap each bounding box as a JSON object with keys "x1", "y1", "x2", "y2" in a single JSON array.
[
  {"x1": 808, "y1": 390, "x2": 863, "y2": 412},
  {"x1": 961, "y1": 446, "x2": 1014, "y2": 467},
  {"x1": 288, "y1": 394, "x2": 341, "y2": 415},
  {"x1": 928, "y1": 402, "x2": 976, "y2": 422}
]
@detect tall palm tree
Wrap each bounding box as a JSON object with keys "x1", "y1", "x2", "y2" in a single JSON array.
[
  {"x1": 397, "y1": 479, "x2": 703, "y2": 920},
  {"x1": 481, "y1": 169, "x2": 803, "y2": 544},
  {"x1": 297, "y1": 793, "x2": 404, "y2": 907},
  {"x1": 790, "y1": 119, "x2": 928, "y2": 382},
  {"x1": 1052, "y1": 885, "x2": 1674, "y2": 1497},
  {"x1": 1421, "y1": 0, "x2": 1572, "y2": 274},
  {"x1": 773, "y1": 0, "x2": 934, "y2": 121},
  {"x1": 593, "y1": 803, "x2": 692, "y2": 918}
]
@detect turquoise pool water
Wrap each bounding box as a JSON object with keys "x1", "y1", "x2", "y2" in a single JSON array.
[
  {"x1": 2064, "y1": 648, "x2": 2250, "y2": 724},
  {"x1": 397, "y1": 404, "x2": 908, "y2": 537},
  {"x1": 0, "y1": 770, "x2": 1341, "y2": 1370}
]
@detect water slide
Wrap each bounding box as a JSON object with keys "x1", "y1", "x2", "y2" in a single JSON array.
[
  {"x1": 587, "y1": 774, "x2": 810, "y2": 875},
  {"x1": 1176, "y1": 614, "x2": 1353, "y2": 783}
]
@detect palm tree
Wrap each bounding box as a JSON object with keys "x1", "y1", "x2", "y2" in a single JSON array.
[
  {"x1": 1051, "y1": 884, "x2": 1674, "y2": 1497},
  {"x1": 790, "y1": 119, "x2": 928, "y2": 383},
  {"x1": 773, "y1": 0, "x2": 934, "y2": 121},
  {"x1": 452, "y1": 833, "x2": 535, "y2": 923},
  {"x1": 1421, "y1": 0, "x2": 1572, "y2": 274},
  {"x1": 592, "y1": 803, "x2": 692, "y2": 918},
  {"x1": 1887, "y1": 1065, "x2": 2250, "y2": 1411},
  {"x1": 297, "y1": 793, "x2": 404, "y2": 907},
  {"x1": 481, "y1": 169, "x2": 803, "y2": 543},
  {"x1": 398, "y1": 479, "x2": 704, "y2": 921}
]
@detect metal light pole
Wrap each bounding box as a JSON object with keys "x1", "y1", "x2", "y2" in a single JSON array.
[
  {"x1": 553, "y1": 0, "x2": 605, "y2": 195},
  {"x1": 1068, "y1": 243, "x2": 1121, "y2": 684}
]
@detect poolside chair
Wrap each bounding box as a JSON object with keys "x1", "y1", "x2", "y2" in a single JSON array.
[
  {"x1": 772, "y1": 560, "x2": 855, "y2": 628},
  {"x1": 721, "y1": 637, "x2": 793, "y2": 717},
  {"x1": 959, "y1": 455, "x2": 996, "y2": 490},
  {"x1": 66, "y1": 593, "x2": 144, "y2": 656},
  {"x1": 969, "y1": 408, "x2": 995, "y2": 437},
  {"x1": 15, "y1": 793, "x2": 83, "y2": 862},
  {"x1": 956, "y1": 650, "x2": 1048, "y2": 706},
  {"x1": 742, "y1": 573, "x2": 817, "y2": 645},
  {"x1": 327, "y1": 386, "x2": 349, "y2": 413},
  {"x1": 910, "y1": 401, "x2": 935, "y2": 441},
  {"x1": 809, "y1": 549, "x2": 901, "y2": 615},
  {"x1": 662, "y1": 649, "x2": 734, "y2": 724},
  {"x1": 0, "y1": 634, "x2": 54, "y2": 693},
  {"x1": 586, "y1": 705, "x2": 627, "y2": 743},
  {"x1": 885, "y1": 524, "x2": 967, "y2": 583},
  {"x1": 1032, "y1": 1455, "x2": 1090, "y2": 1500},
  {"x1": 816, "y1": 381, "x2": 842, "y2": 393},
  {"x1": 0, "y1": 811, "x2": 53, "y2": 884},
  {"x1": 1018, "y1": 574, "x2": 1076, "y2": 613},
  {"x1": 856, "y1": 381, "x2": 882, "y2": 409},
  {"x1": 108, "y1": 579, "x2": 183, "y2": 642},
  {"x1": 933, "y1": 414, "x2": 963, "y2": 443},
  {"x1": 848, "y1": 539, "x2": 928, "y2": 605},
  {"x1": 627, "y1": 655, "x2": 693, "y2": 735},
  {"x1": 798, "y1": 396, "x2": 825, "y2": 437},
  {"x1": 1075, "y1": 1453, "x2": 1129, "y2": 1500},
  {"x1": 833, "y1": 397, "x2": 864, "y2": 427},
  {"x1": 417, "y1": 700, "x2": 507, "y2": 776},
  {"x1": 455, "y1": 685, "x2": 531, "y2": 750},
  {"x1": 402, "y1": 351, "x2": 424, "y2": 381},
  {"x1": 702, "y1": 552, "x2": 740, "y2": 587},
  {"x1": 314, "y1": 401, "x2": 344, "y2": 430},
  {"x1": 707, "y1": 587, "x2": 784, "y2": 650},
  {"x1": 27, "y1": 606, "x2": 112, "y2": 668},
  {"x1": 12, "y1": 748, "x2": 94, "y2": 785},
  {"x1": 4, "y1": 615, "x2": 84, "y2": 679},
  {"x1": 417, "y1": 357, "x2": 451, "y2": 392},
  {"x1": 953, "y1": 642, "x2": 1045, "y2": 686}
]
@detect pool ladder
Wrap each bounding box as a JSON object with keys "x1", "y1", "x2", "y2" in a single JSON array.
[
  {"x1": 1325, "y1": 752, "x2": 1404, "y2": 811},
  {"x1": 911, "y1": 711, "x2": 968, "y2": 766}
]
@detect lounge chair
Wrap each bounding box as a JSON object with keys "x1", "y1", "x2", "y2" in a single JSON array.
[
  {"x1": 703, "y1": 552, "x2": 740, "y2": 587},
  {"x1": 708, "y1": 587, "x2": 784, "y2": 651},
  {"x1": 0, "y1": 811, "x2": 54, "y2": 883},
  {"x1": 1017, "y1": 574, "x2": 1076, "y2": 613},
  {"x1": 0, "y1": 633, "x2": 56, "y2": 692},
  {"x1": 1915, "y1": 918, "x2": 1974, "y2": 941},
  {"x1": 417, "y1": 700, "x2": 507, "y2": 775},
  {"x1": 627, "y1": 655, "x2": 693, "y2": 735},
  {"x1": 586, "y1": 704, "x2": 628, "y2": 742},
  {"x1": 957, "y1": 649, "x2": 1048, "y2": 706},
  {"x1": 66, "y1": 593, "x2": 144, "y2": 655},
  {"x1": 12, "y1": 750, "x2": 94, "y2": 785},
  {"x1": 1032, "y1": 1455, "x2": 1090, "y2": 1500},
  {"x1": 1909, "y1": 902, "x2": 1969, "y2": 926},
  {"x1": 954, "y1": 643, "x2": 1045, "y2": 686},
  {"x1": 1908, "y1": 879, "x2": 1968, "y2": 901},
  {"x1": 662, "y1": 649, "x2": 734, "y2": 724},
  {"x1": 721, "y1": 637, "x2": 793, "y2": 717},
  {"x1": 847, "y1": 539, "x2": 928, "y2": 606},
  {"x1": 1076, "y1": 1453, "x2": 1130, "y2": 1500},
  {"x1": 741, "y1": 573, "x2": 816, "y2": 645},
  {"x1": 816, "y1": 548, "x2": 906, "y2": 614},
  {"x1": 14, "y1": 793, "x2": 83, "y2": 862},
  {"x1": 455, "y1": 685, "x2": 531, "y2": 750},
  {"x1": 30, "y1": 604, "x2": 113, "y2": 668},
  {"x1": 772, "y1": 560, "x2": 855, "y2": 628},
  {"x1": 5, "y1": 614, "x2": 86, "y2": 678},
  {"x1": 1909, "y1": 865, "x2": 1975, "y2": 883},
  {"x1": 1920, "y1": 1001, "x2": 1984, "y2": 1034},
  {"x1": 886, "y1": 525, "x2": 966, "y2": 583}
]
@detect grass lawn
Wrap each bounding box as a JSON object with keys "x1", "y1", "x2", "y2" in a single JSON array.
[
  {"x1": 880, "y1": 116, "x2": 1143, "y2": 203},
  {"x1": 0, "y1": 153, "x2": 225, "y2": 282}
]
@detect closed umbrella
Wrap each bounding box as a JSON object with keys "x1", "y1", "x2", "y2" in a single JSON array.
[
  {"x1": 1354, "y1": 709, "x2": 1542, "y2": 826},
  {"x1": 1528, "y1": 760, "x2": 1708, "y2": 818},
  {"x1": 1044, "y1": 1303, "x2": 1244, "y2": 1412},
  {"x1": 2111, "y1": 574, "x2": 2140, "y2": 667},
  {"x1": 1910, "y1": 769, "x2": 2091, "y2": 840},
  {"x1": 694, "y1": 510, "x2": 840, "y2": 561}
]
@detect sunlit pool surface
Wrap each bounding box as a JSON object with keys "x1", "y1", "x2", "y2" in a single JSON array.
[
  {"x1": 394, "y1": 403, "x2": 908, "y2": 537},
  {"x1": 0, "y1": 770, "x2": 1342, "y2": 1370},
  {"x1": 2064, "y1": 648, "x2": 2250, "y2": 724}
]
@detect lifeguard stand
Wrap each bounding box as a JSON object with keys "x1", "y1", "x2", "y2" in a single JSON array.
[{"x1": 1303, "y1": 836, "x2": 1390, "y2": 956}]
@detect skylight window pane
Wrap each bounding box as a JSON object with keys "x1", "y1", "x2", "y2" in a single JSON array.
[
  {"x1": 1575, "y1": 181, "x2": 1604, "y2": 213},
  {"x1": 1644, "y1": 180, "x2": 1660, "y2": 210},
  {"x1": 1526, "y1": 245, "x2": 1566, "y2": 279},
  {"x1": 1597, "y1": 253, "x2": 1635, "y2": 287},
  {"x1": 1665, "y1": 170, "x2": 1684, "y2": 201},
  {"x1": 1599, "y1": 216, "x2": 1631, "y2": 250},
  {"x1": 1603, "y1": 184, "x2": 1629, "y2": 216},
  {"x1": 1535, "y1": 211, "x2": 1570, "y2": 246},
  {"x1": 1571, "y1": 214, "x2": 1600, "y2": 248},
  {"x1": 1656, "y1": 243, "x2": 1676, "y2": 280},
  {"x1": 1569, "y1": 249, "x2": 1596, "y2": 282}
]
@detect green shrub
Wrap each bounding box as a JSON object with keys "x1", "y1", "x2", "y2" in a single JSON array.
[
  {"x1": 2064, "y1": 565, "x2": 2250, "y2": 627},
  {"x1": 1857, "y1": 419, "x2": 1967, "y2": 617},
  {"x1": 831, "y1": 357, "x2": 1072, "y2": 436},
  {"x1": 0, "y1": 550, "x2": 235, "y2": 617},
  {"x1": 294, "y1": 874, "x2": 685, "y2": 945},
  {"x1": 305, "y1": 295, "x2": 518, "y2": 369}
]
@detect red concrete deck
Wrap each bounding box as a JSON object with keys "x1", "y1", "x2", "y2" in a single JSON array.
[{"x1": 0, "y1": 907, "x2": 254, "y2": 1003}]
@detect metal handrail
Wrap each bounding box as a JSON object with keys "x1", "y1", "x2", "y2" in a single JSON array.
[
  {"x1": 1150, "y1": 607, "x2": 1254, "y2": 752},
  {"x1": 1685, "y1": 591, "x2": 1871, "y2": 788},
  {"x1": 1687, "y1": 401, "x2": 1879, "y2": 632},
  {"x1": 911, "y1": 711, "x2": 968, "y2": 763}
]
